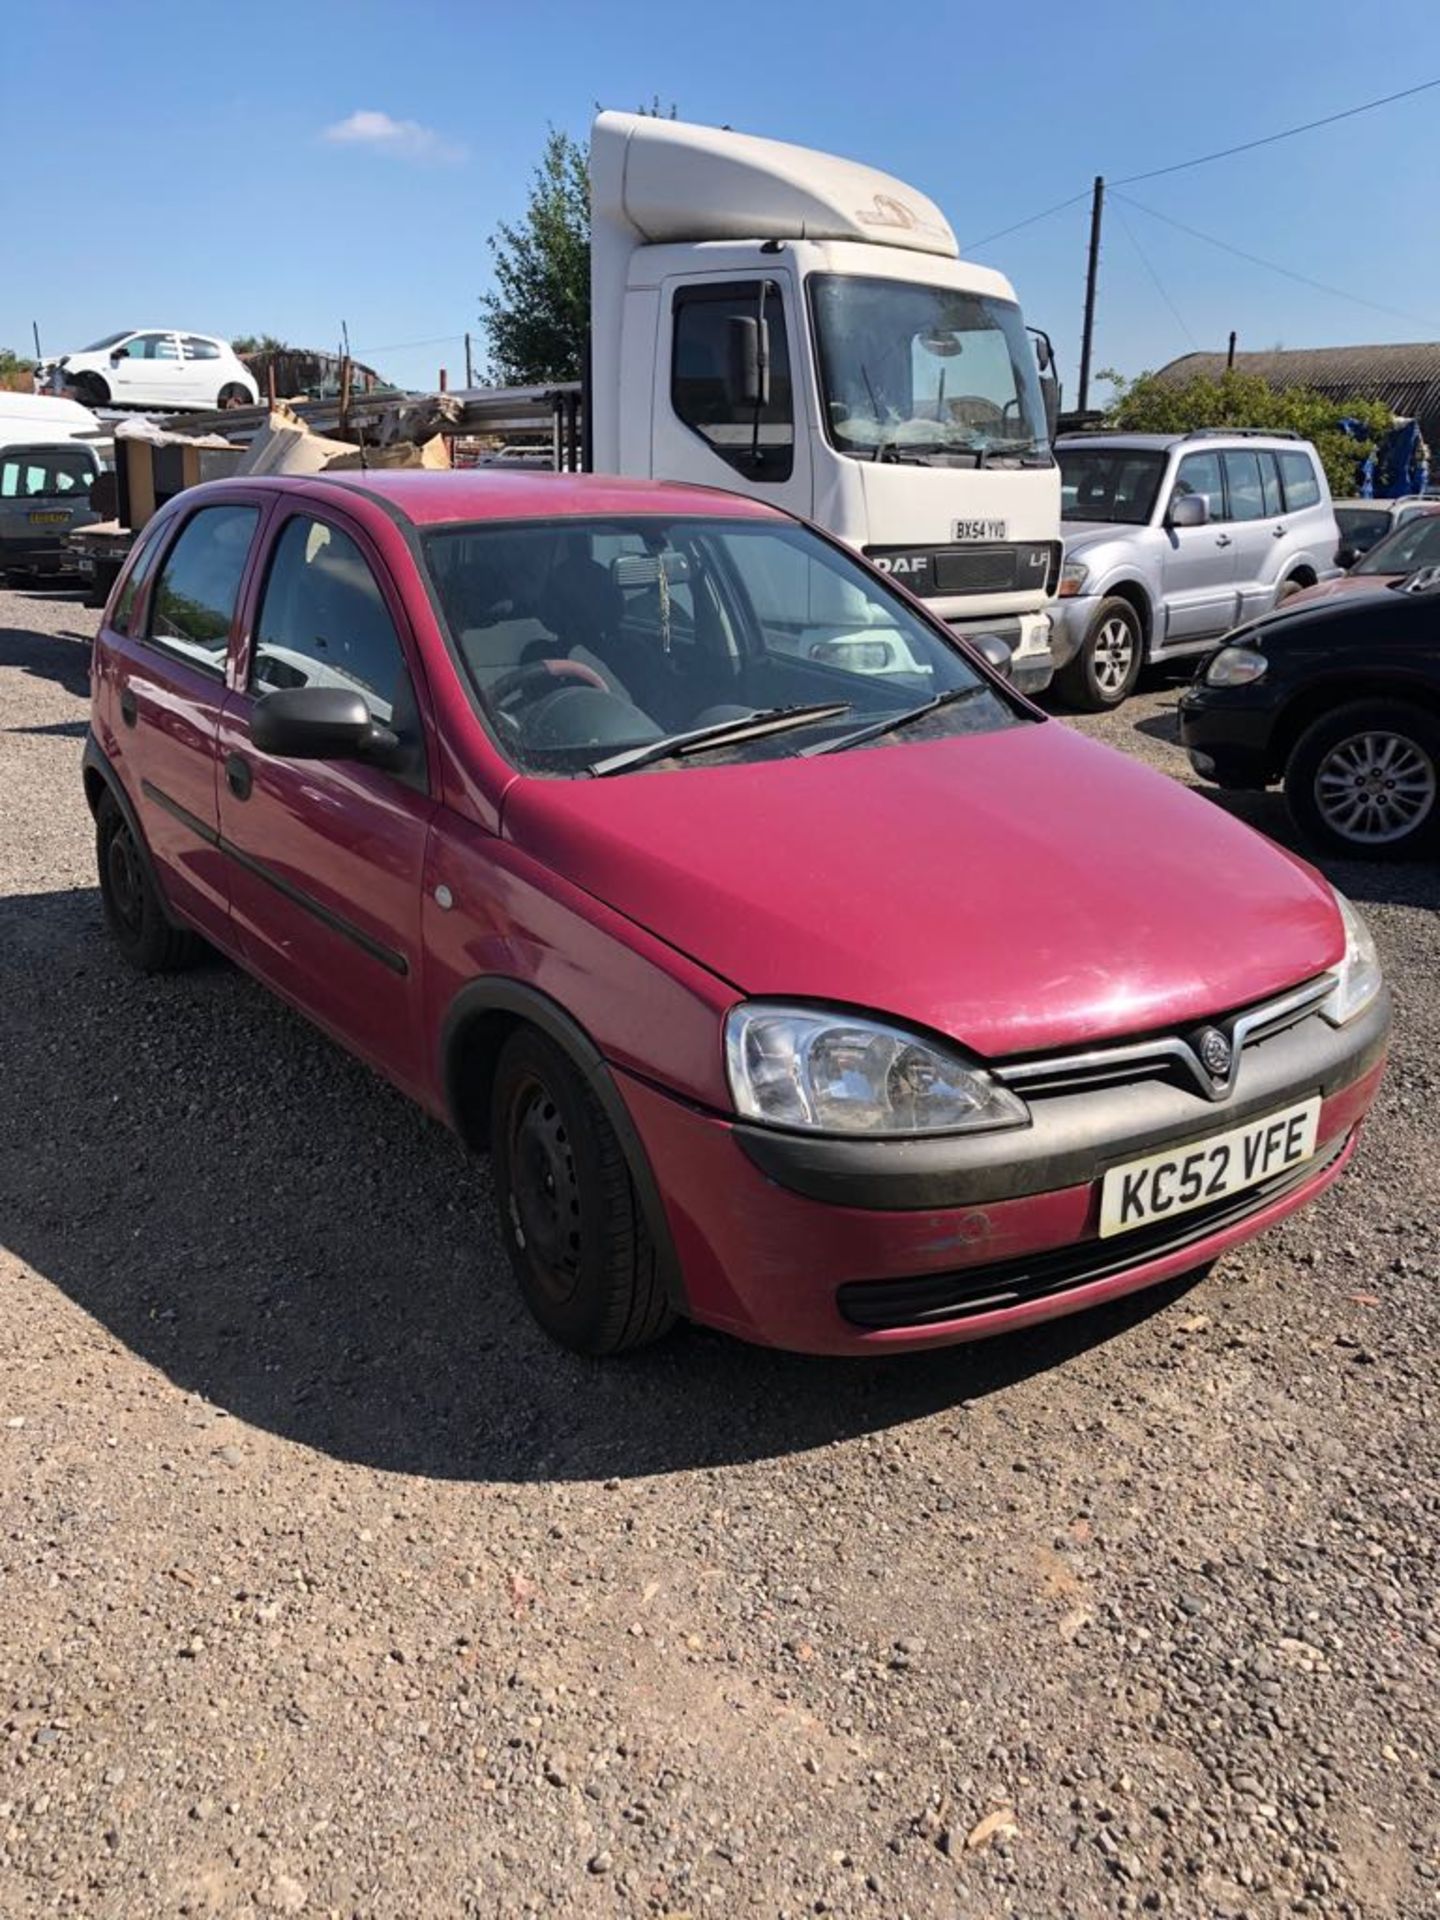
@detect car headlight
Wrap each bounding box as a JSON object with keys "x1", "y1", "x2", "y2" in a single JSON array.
[
  {"x1": 1058, "y1": 560, "x2": 1089, "y2": 598},
  {"x1": 724, "y1": 1003, "x2": 1030, "y2": 1136},
  {"x1": 1204, "y1": 644, "x2": 1267, "y2": 687},
  {"x1": 1319, "y1": 892, "x2": 1382, "y2": 1027}
]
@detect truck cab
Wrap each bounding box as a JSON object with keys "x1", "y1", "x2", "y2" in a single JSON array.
[{"x1": 589, "y1": 113, "x2": 1060, "y2": 690}]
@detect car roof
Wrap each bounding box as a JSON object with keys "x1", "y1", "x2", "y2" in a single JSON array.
[
  {"x1": 237, "y1": 469, "x2": 792, "y2": 528},
  {"x1": 1057, "y1": 431, "x2": 1313, "y2": 452}
]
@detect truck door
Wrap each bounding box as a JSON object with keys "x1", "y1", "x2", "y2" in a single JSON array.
[{"x1": 654, "y1": 276, "x2": 813, "y2": 520}]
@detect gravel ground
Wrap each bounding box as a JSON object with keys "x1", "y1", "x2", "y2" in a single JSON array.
[{"x1": 1, "y1": 585, "x2": 1436, "y2": 1920}]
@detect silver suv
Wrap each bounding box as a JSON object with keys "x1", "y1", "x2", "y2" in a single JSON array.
[{"x1": 1050, "y1": 429, "x2": 1342, "y2": 709}]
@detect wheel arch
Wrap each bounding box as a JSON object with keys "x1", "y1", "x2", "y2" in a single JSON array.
[
  {"x1": 1096, "y1": 578, "x2": 1154, "y2": 648},
  {"x1": 81, "y1": 730, "x2": 179, "y2": 920},
  {"x1": 441, "y1": 978, "x2": 687, "y2": 1313},
  {"x1": 1272, "y1": 675, "x2": 1440, "y2": 776}
]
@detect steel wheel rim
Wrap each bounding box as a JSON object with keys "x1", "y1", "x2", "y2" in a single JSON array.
[
  {"x1": 1092, "y1": 615, "x2": 1135, "y2": 694},
  {"x1": 1314, "y1": 730, "x2": 1436, "y2": 844},
  {"x1": 507, "y1": 1076, "x2": 582, "y2": 1304},
  {"x1": 106, "y1": 826, "x2": 144, "y2": 937}
]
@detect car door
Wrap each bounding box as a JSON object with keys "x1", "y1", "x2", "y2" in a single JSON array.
[
  {"x1": 106, "y1": 497, "x2": 266, "y2": 942},
  {"x1": 215, "y1": 505, "x2": 434, "y2": 1093},
  {"x1": 106, "y1": 333, "x2": 151, "y2": 405},
  {"x1": 1221, "y1": 448, "x2": 1277, "y2": 620},
  {"x1": 1159, "y1": 448, "x2": 1240, "y2": 643}
]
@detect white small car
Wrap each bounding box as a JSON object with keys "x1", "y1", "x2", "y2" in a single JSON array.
[{"x1": 38, "y1": 331, "x2": 258, "y2": 413}]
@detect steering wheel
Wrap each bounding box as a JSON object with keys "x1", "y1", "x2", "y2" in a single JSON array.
[{"x1": 490, "y1": 658, "x2": 609, "y2": 717}]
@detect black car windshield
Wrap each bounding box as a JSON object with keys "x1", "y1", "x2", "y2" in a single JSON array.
[
  {"x1": 1355, "y1": 514, "x2": 1440, "y2": 574},
  {"x1": 1058, "y1": 448, "x2": 1167, "y2": 523},
  {"x1": 809, "y1": 276, "x2": 1050, "y2": 462},
  {"x1": 422, "y1": 515, "x2": 1025, "y2": 776}
]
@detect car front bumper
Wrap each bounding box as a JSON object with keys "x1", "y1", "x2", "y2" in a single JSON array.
[
  {"x1": 1178, "y1": 682, "x2": 1284, "y2": 788},
  {"x1": 1046, "y1": 594, "x2": 1093, "y2": 670},
  {"x1": 616, "y1": 989, "x2": 1389, "y2": 1355}
]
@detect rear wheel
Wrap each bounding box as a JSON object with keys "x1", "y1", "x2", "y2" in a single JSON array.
[
  {"x1": 217, "y1": 383, "x2": 251, "y2": 409},
  {"x1": 490, "y1": 1029, "x2": 675, "y2": 1355},
  {"x1": 1285, "y1": 699, "x2": 1440, "y2": 858},
  {"x1": 1275, "y1": 575, "x2": 1309, "y2": 608},
  {"x1": 1055, "y1": 596, "x2": 1143, "y2": 710},
  {"x1": 96, "y1": 790, "x2": 202, "y2": 971}
]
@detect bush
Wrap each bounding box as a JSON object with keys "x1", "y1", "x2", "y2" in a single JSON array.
[{"x1": 1101, "y1": 370, "x2": 1394, "y2": 499}]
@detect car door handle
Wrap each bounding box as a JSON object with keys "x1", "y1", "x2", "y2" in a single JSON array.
[
  {"x1": 225, "y1": 752, "x2": 252, "y2": 800},
  {"x1": 1215, "y1": 533, "x2": 1233, "y2": 547},
  {"x1": 119, "y1": 685, "x2": 137, "y2": 727},
  {"x1": 1273, "y1": 524, "x2": 1287, "y2": 536}
]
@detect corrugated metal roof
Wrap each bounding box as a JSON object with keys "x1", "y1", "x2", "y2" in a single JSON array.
[{"x1": 1155, "y1": 344, "x2": 1440, "y2": 437}]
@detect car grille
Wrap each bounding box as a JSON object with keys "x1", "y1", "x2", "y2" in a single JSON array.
[
  {"x1": 864, "y1": 542, "x2": 1061, "y2": 598},
  {"x1": 836, "y1": 1131, "x2": 1350, "y2": 1331}
]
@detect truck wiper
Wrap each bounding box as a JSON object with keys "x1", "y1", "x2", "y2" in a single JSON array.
[
  {"x1": 801, "y1": 684, "x2": 988, "y2": 756},
  {"x1": 589, "y1": 702, "x2": 852, "y2": 777}
]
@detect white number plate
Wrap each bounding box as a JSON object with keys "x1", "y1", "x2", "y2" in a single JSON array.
[
  {"x1": 953, "y1": 518, "x2": 1006, "y2": 541},
  {"x1": 1098, "y1": 1097, "x2": 1320, "y2": 1239}
]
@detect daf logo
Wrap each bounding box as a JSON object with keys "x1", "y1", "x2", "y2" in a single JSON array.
[
  {"x1": 1197, "y1": 1027, "x2": 1233, "y2": 1081},
  {"x1": 873, "y1": 555, "x2": 927, "y2": 576}
]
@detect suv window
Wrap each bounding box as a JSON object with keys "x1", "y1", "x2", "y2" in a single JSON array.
[
  {"x1": 147, "y1": 504, "x2": 258, "y2": 672},
  {"x1": 1278, "y1": 450, "x2": 1321, "y2": 511},
  {"x1": 0, "y1": 448, "x2": 94, "y2": 497},
  {"x1": 1222, "y1": 450, "x2": 1267, "y2": 522},
  {"x1": 1173, "y1": 450, "x2": 1225, "y2": 520},
  {"x1": 1258, "y1": 450, "x2": 1284, "y2": 516},
  {"x1": 182, "y1": 336, "x2": 221, "y2": 360},
  {"x1": 252, "y1": 516, "x2": 422, "y2": 765},
  {"x1": 672, "y1": 281, "x2": 794, "y2": 482}
]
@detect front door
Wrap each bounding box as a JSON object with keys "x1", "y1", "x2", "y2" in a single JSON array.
[
  {"x1": 216, "y1": 506, "x2": 433, "y2": 1094},
  {"x1": 108, "y1": 498, "x2": 265, "y2": 940},
  {"x1": 1160, "y1": 448, "x2": 1240, "y2": 643}
]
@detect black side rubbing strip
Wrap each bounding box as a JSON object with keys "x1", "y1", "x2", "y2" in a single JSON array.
[{"x1": 140, "y1": 778, "x2": 409, "y2": 977}]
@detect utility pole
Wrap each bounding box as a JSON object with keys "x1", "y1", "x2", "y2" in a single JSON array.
[
  {"x1": 1227, "y1": 330, "x2": 1238, "y2": 369},
  {"x1": 465, "y1": 331, "x2": 474, "y2": 388},
  {"x1": 1077, "y1": 175, "x2": 1105, "y2": 415}
]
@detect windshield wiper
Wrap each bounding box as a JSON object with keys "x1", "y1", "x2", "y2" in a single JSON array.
[
  {"x1": 801, "y1": 684, "x2": 989, "y2": 757},
  {"x1": 589, "y1": 703, "x2": 852, "y2": 777}
]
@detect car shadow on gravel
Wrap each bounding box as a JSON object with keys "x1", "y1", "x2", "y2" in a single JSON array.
[
  {"x1": 0, "y1": 607, "x2": 93, "y2": 699},
  {"x1": 0, "y1": 883, "x2": 1204, "y2": 1485}
]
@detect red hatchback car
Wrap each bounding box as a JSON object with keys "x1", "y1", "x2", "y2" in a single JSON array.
[{"x1": 84, "y1": 472, "x2": 1390, "y2": 1356}]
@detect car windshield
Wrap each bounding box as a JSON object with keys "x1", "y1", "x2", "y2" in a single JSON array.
[
  {"x1": 809, "y1": 276, "x2": 1050, "y2": 463},
  {"x1": 422, "y1": 515, "x2": 1025, "y2": 776},
  {"x1": 1058, "y1": 448, "x2": 1167, "y2": 523},
  {"x1": 1354, "y1": 514, "x2": 1440, "y2": 574},
  {"x1": 1334, "y1": 505, "x2": 1393, "y2": 550},
  {"x1": 79, "y1": 332, "x2": 132, "y2": 352}
]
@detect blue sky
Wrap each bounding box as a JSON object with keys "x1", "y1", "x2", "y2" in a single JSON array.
[{"x1": 4, "y1": 0, "x2": 1439, "y2": 403}]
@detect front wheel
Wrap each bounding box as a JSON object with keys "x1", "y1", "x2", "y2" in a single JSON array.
[
  {"x1": 72, "y1": 371, "x2": 110, "y2": 408},
  {"x1": 1055, "y1": 597, "x2": 1143, "y2": 711},
  {"x1": 489, "y1": 1029, "x2": 675, "y2": 1355},
  {"x1": 1285, "y1": 700, "x2": 1440, "y2": 858}
]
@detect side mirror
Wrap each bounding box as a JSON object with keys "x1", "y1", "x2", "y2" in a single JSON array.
[
  {"x1": 1168, "y1": 493, "x2": 1209, "y2": 530},
  {"x1": 250, "y1": 686, "x2": 397, "y2": 764},
  {"x1": 728, "y1": 314, "x2": 771, "y2": 409},
  {"x1": 111, "y1": 345, "x2": 130, "y2": 361},
  {"x1": 1040, "y1": 374, "x2": 1059, "y2": 447},
  {"x1": 1336, "y1": 542, "x2": 1359, "y2": 570},
  {"x1": 970, "y1": 632, "x2": 1014, "y2": 680}
]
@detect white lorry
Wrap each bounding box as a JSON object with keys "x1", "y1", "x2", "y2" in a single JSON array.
[{"x1": 584, "y1": 112, "x2": 1062, "y2": 689}]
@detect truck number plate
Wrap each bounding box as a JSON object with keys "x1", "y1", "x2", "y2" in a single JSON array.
[
  {"x1": 953, "y1": 519, "x2": 1006, "y2": 542},
  {"x1": 1098, "y1": 1097, "x2": 1320, "y2": 1238}
]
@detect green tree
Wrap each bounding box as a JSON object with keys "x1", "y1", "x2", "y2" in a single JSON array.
[
  {"x1": 231, "y1": 335, "x2": 288, "y2": 357},
  {"x1": 480, "y1": 103, "x2": 677, "y2": 386},
  {"x1": 0, "y1": 346, "x2": 36, "y2": 393},
  {"x1": 1101, "y1": 369, "x2": 1394, "y2": 498}
]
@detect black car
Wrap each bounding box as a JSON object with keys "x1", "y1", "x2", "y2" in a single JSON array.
[{"x1": 1179, "y1": 569, "x2": 1440, "y2": 858}]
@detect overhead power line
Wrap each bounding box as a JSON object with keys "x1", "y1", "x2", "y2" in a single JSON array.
[
  {"x1": 1112, "y1": 76, "x2": 1440, "y2": 186},
  {"x1": 1111, "y1": 200, "x2": 1198, "y2": 351},
  {"x1": 966, "y1": 190, "x2": 1090, "y2": 252},
  {"x1": 1114, "y1": 191, "x2": 1439, "y2": 331}
]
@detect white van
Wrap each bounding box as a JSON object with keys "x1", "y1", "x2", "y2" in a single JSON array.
[{"x1": 0, "y1": 392, "x2": 105, "y2": 443}]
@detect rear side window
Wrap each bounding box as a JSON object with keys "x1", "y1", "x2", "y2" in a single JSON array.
[
  {"x1": 1222, "y1": 450, "x2": 1266, "y2": 522},
  {"x1": 146, "y1": 504, "x2": 258, "y2": 673},
  {"x1": 182, "y1": 337, "x2": 221, "y2": 360},
  {"x1": 1278, "y1": 450, "x2": 1321, "y2": 511},
  {"x1": 252, "y1": 516, "x2": 423, "y2": 768},
  {"x1": 1258, "y1": 450, "x2": 1284, "y2": 516},
  {"x1": 110, "y1": 518, "x2": 169, "y2": 635},
  {"x1": 672, "y1": 280, "x2": 794, "y2": 482}
]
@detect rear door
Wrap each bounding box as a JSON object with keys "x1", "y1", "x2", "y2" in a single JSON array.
[
  {"x1": 216, "y1": 503, "x2": 434, "y2": 1093},
  {"x1": 1160, "y1": 448, "x2": 1240, "y2": 642},
  {"x1": 1222, "y1": 448, "x2": 1278, "y2": 619},
  {"x1": 0, "y1": 443, "x2": 99, "y2": 566},
  {"x1": 106, "y1": 497, "x2": 267, "y2": 941},
  {"x1": 180, "y1": 336, "x2": 222, "y2": 408}
]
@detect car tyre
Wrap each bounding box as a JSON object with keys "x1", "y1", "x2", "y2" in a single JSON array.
[
  {"x1": 217, "y1": 383, "x2": 251, "y2": 409},
  {"x1": 490, "y1": 1028, "x2": 675, "y2": 1355},
  {"x1": 96, "y1": 790, "x2": 203, "y2": 971},
  {"x1": 1055, "y1": 597, "x2": 1143, "y2": 710},
  {"x1": 72, "y1": 372, "x2": 110, "y2": 408},
  {"x1": 1275, "y1": 575, "x2": 1308, "y2": 607},
  {"x1": 1285, "y1": 699, "x2": 1440, "y2": 858}
]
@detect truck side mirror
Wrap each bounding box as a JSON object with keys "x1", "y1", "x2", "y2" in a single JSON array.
[
  {"x1": 1040, "y1": 375, "x2": 1059, "y2": 447},
  {"x1": 728, "y1": 314, "x2": 771, "y2": 410}
]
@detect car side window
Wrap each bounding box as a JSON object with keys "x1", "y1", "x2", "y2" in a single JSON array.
[
  {"x1": 672, "y1": 280, "x2": 795, "y2": 482},
  {"x1": 182, "y1": 336, "x2": 221, "y2": 361},
  {"x1": 1278, "y1": 450, "x2": 1321, "y2": 511},
  {"x1": 252, "y1": 516, "x2": 424, "y2": 773},
  {"x1": 1173, "y1": 450, "x2": 1225, "y2": 521},
  {"x1": 128, "y1": 333, "x2": 175, "y2": 361},
  {"x1": 1258, "y1": 450, "x2": 1284, "y2": 517},
  {"x1": 110, "y1": 518, "x2": 170, "y2": 635},
  {"x1": 146, "y1": 504, "x2": 258, "y2": 673},
  {"x1": 1222, "y1": 450, "x2": 1266, "y2": 522}
]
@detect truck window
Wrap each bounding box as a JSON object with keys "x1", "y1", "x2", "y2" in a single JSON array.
[{"x1": 671, "y1": 281, "x2": 794, "y2": 483}]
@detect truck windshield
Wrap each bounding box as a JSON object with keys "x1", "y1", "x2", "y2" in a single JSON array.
[
  {"x1": 809, "y1": 275, "x2": 1050, "y2": 464},
  {"x1": 1058, "y1": 448, "x2": 1167, "y2": 524},
  {"x1": 423, "y1": 515, "x2": 1024, "y2": 776}
]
